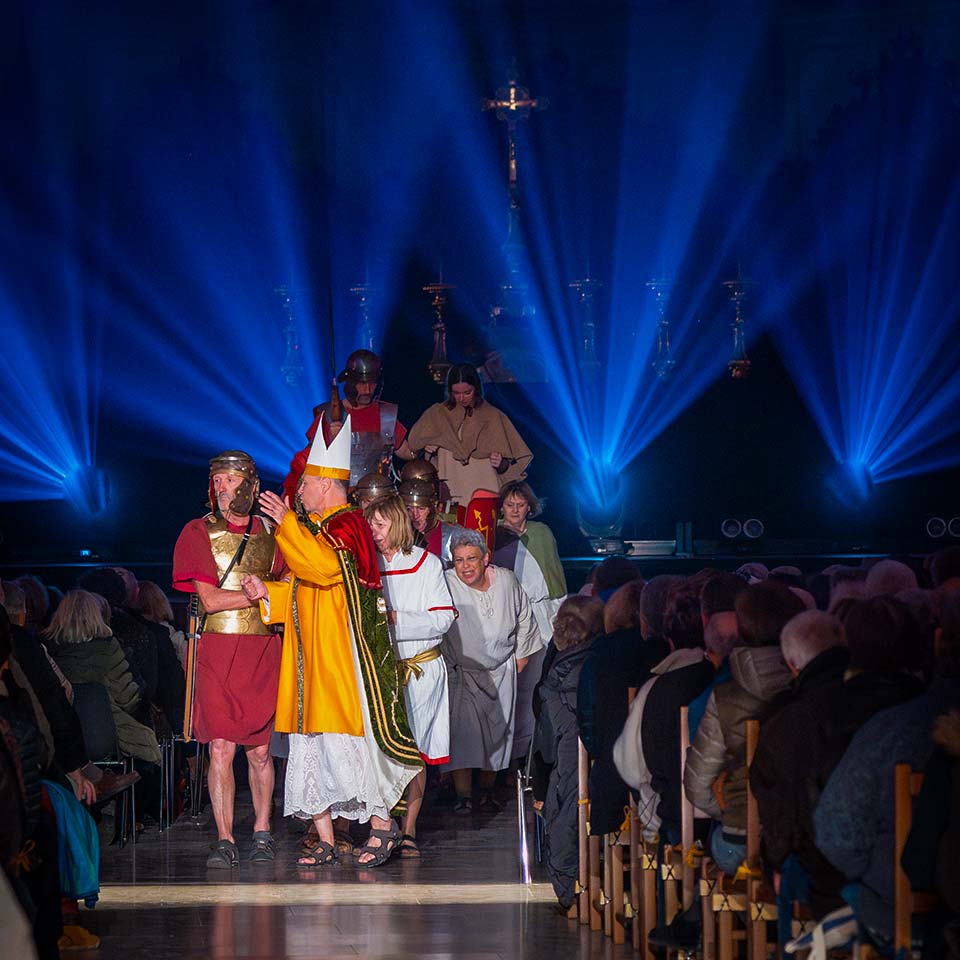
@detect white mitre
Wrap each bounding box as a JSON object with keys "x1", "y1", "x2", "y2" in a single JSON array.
[{"x1": 303, "y1": 413, "x2": 352, "y2": 481}]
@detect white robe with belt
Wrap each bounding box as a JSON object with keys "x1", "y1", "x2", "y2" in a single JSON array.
[
  {"x1": 380, "y1": 546, "x2": 457, "y2": 763},
  {"x1": 441, "y1": 566, "x2": 541, "y2": 771}
]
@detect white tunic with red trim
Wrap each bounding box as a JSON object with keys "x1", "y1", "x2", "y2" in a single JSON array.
[{"x1": 379, "y1": 545, "x2": 457, "y2": 764}]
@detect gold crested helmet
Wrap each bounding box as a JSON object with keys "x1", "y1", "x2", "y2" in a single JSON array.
[
  {"x1": 398, "y1": 477, "x2": 438, "y2": 508},
  {"x1": 352, "y1": 471, "x2": 398, "y2": 506},
  {"x1": 400, "y1": 458, "x2": 439, "y2": 484},
  {"x1": 208, "y1": 450, "x2": 260, "y2": 517}
]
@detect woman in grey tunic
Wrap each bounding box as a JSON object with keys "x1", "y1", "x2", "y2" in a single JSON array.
[{"x1": 442, "y1": 529, "x2": 541, "y2": 813}]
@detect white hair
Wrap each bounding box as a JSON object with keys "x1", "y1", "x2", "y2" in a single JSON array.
[
  {"x1": 864, "y1": 559, "x2": 918, "y2": 598},
  {"x1": 449, "y1": 528, "x2": 488, "y2": 556},
  {"x1": 780, "y1": 610, "x2": 845, "y2": 672}
]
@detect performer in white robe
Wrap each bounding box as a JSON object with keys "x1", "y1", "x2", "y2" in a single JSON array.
[
  {"x1": 441, "y1": 528, "x2": 541, "y2": 814},
  {"x1": 365, "y1": 494, "x2": 457, "y2": 856}
]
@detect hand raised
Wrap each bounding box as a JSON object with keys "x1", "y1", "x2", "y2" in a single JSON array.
[{"x1": 259, "y1": 490, "x2": 289, "y2": 525}]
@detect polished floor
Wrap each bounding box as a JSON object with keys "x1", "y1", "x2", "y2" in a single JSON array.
[{"x1": 82, "y1": 772, "x2": 635, "y2": 960}]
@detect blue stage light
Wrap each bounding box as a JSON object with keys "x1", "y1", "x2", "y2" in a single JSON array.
[
  {"x1": 770, "y1": 40, "x2": 960, "y2": 490},
  {"x1": 67, "y1": 465, "x2": 111, "y2": 519}
]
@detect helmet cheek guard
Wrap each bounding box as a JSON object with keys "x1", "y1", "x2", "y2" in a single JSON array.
[{"x1": 208, "y1": 451, "x2": 260, "y2": 517}]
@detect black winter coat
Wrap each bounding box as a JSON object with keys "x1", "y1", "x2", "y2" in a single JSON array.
[
  {"x1": 539, "y1": 639, "x2": 594, "y2": 909},
  {"x1": 578, "y1": 630, "x2": 670, "y2": 834}
]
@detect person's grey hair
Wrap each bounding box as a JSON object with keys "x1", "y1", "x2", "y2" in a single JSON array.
[
  {"x1": 1, "y1": 582, "x2": 26, "y2": 619},
  {"x1": 864, "y1": 559, "x2": 918, "y2": 598},
  {"x1": 449, "y1": 528, "x2": 488, "y2": 556},
  {"x1": 780, "y1": 610, "x2": 845, "y2": 672}
]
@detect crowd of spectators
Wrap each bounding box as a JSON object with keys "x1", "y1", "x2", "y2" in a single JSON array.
[
  {"x1": 531, "y1": 547, "x2": 960, "y2": 957},
  {"x1": 3, "y1": 541, "x2": 959, "y2": 957},
  {"x1": 1, "y1": 569, "x2": 185, "y2": 956}
]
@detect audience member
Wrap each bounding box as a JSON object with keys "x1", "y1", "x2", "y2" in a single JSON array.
[
  {"x1": 815, "y1": 592, "x2": 960, "y2": 944},
  {"x1": 684, "y1": 581, "x2": 804, "y2": 872},
  {"x1": 577, "y1": 578, "x2": 668, "y2": 836},
  {"x1": 49, "y1": 591, "x2": 161, "y2": 765},
  {"x1": 137, "y1": 580, "x2": 187, "y2": 672},
  {"x1": 749, "y1": 610, "x2": 849, "y2": 918},
  {"x1": 15, "y1": 575, "x2": 50, "y2": 633},
  {"x1": 827, "y1": 567, "x2": 867, "y2": 611},
  {"x1": 537, "y1": 596, "x2": 604, "y2": 912},
  {"x1": 930, "y1": 545, "x2": 960, "y2": 590},
  {"x1": 864, "y1": 558, "x2": 919, "y2": 597}
]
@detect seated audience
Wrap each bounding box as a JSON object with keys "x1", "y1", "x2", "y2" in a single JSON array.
[
  {"x1": 537, "y1": 596, "x2": 604, "y2": 911},
  {"x1": 749, "y1": 610, "x2": 848, "y2": 915},
  {"x1": 49, "y1": 590, "x2": 161, "y2": 766},
  {"x1": 579, "y1": 577, "x2": 671, "y2": 836},
  {"x1": 613, "y1": 570, "x2": 717, "y2": 839},
  {"x1": 137, "y1": 580, "x2": 187, "y2": 672},
  {"x1": 815, "y1": 591, "x2": 960, "y2": 946},
  {"x1": 684, "y1": 580, "x2": 804, "y2": 872}
]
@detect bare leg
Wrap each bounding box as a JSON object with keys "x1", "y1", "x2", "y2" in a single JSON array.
[
  {"x1": 452, "y1": 768, "x2": 472, "y2": 798},
  {"x1": 312, "y1": 810, "x2": 334, "y2": 844},
  {"x1": 401, "y1": 768, "x2": 426, "y2": 839},
  {"x1": 244, "y1": 743, "x2": 274, "y2": 834},
  {"x1": 296, "y1": 809, "x2": 334, "y2": 865},
  {"x1": 208, "y1": 739, "x2": 237, "y2": 843},
  {"x1": 478, "y1": 770, "x2": 497, "y2": 793}
]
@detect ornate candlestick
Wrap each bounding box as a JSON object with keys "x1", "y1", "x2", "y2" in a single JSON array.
[
  {"x1": 569, "y1": 276, "x2": 602, "y2": 379},
  {"x1": 722, "y1": 271, "x2": 758, "y2": 380},
  {"x1": 422, "y1": 278, "x2": 455, "y2": 384},
  {"x1": 275, "y1": 285, "x2": 303, "y2": 387},
  {"x1": 645, "y1": 278, "x2": 676, "y2": 378}
]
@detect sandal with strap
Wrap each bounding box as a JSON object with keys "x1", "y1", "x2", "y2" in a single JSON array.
[
  {"x1": 299, "y1": 821, "x2": 319, "y2": 854},
  {"x1": 397, "y1": 834, "x2": 421, "y2": 859},
  {"x1": 296, "y1": 839, "x2": 338, "y2": 867},
  {"x1": 354, "y1": 824, "x2": 401, "y2": 867},
  {"x1": 206, "y1": 839, "x2": 239, "y2": 869},
  {"x1": 250, "y1": 831, "x2": 276, "y2": 863}
]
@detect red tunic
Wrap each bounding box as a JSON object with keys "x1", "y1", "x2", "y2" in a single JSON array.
[
  {"x1": 172, "y1": 517, "x2": 283, "y2": 746},
  {"x1": 282, "y1": 402, "x2": 408, "y2": 503}
]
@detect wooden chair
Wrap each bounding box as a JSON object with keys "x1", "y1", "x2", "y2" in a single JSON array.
[
  {"x1": 744, "y1": 719, "x2": 779, "y2": 960},
  {"x1": 894, "y1": 763, "x2": 939, "y2": 957},
  {"x1": 577, "y1": 739, "x2": 590, "y2": 922}
]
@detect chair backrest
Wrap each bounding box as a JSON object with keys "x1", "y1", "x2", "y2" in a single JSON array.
[
  {"x1": 72, "y1": 682, "x2": 119, "y2": 762},
  {"x1": 894, "y1": 762, "x2": 931, "y2": 954}
]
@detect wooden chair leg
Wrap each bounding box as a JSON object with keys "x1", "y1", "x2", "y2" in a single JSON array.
[
  {"x1": 641, "y1": 856, "x2": 657, "y2": 960},
  {"x1": 718, "y1": 909, "x2": 735, "y2": 960},
  {"x1": 577, "y1": 740, "x2": 589, "y2": 924},
  {"x1": 603, "y1": 833, "x2": 613, "y2": 937},
  {"x1": 663, "y1": 868, "x2": 679, "y2": 925},
  {"x1": 611, "y1": 839, "x2": 626, "y2": 945},
  {"x1": 589, "y1": 834, "x2": 602, "y2": 931},
  {"x1": 629, "y1": 809, "x2": 641, "y2": 952},
  {"x1": 702, "y1": 894, "x2": 717, "y2": 960}
]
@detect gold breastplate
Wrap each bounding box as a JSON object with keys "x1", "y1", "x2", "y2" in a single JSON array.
[{"x1": 202, "y1": 517, "x2": 276, "y2": 636}]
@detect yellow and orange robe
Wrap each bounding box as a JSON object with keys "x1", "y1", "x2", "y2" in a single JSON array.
[{"x1": 260, "y1": 504, "x2": 421, "y2": 768}]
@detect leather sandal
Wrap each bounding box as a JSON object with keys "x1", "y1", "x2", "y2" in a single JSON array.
[
  {"x1": 206, "y1": 839, "x2": 239, "y2": 869},
  {"x1": 397, "y1": 834, "x2": 421, "y2": 859},
  {"x1": 250, "y1": 831, "x2": 276, "y2": 863},
  {"x1": 354, "y1": 824, "x2": 401, "y2": 867},
  {"x1": 296, "y1": 839, "x2": 338, "y2": 867}
]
